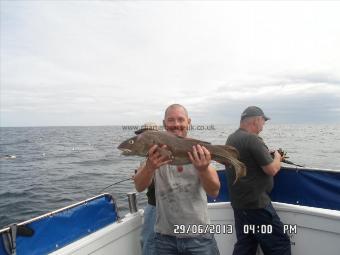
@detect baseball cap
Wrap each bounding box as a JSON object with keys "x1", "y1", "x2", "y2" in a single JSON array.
[
  {"x1": 241, "y1": 106, "x2": 270, "y2": 121},
  {"x1": 135, "y1": 122, "x2": 159, "y2": 134}
]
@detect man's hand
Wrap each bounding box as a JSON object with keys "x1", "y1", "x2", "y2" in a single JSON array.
[
  {"x1": 274, "y1": 150, "x2": 284, "y2": 162},
  {"x1": 134, "y1": 144, "x2": 172, "y2": 192},
  {"x1": 188, "y1": 144, "x2": 211, "y2": 172},
  {"x1": 270, "y1": 149, "x2": 285, "y2": 162},
  {"x1": 277, "y1": 148, "x2": 288, "y2": 161},
  {"x1": 145, "y1": 144, "x2": 172, "y2": 172},
  {"x1": 188, "y1": 144, "x2": 220, "y2": 197}
]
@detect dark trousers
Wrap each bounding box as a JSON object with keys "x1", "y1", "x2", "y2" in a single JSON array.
[{"x1": 233, "y1": 202, "x2": 291, "y2": 255}]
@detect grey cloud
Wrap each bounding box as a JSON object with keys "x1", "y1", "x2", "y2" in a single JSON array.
[
  {"x1": 215, "y1": 72, "x2": 340, "y2": 94},
  {"x1": 205, "y1": 93, "x2": 340, "y2": 124}
]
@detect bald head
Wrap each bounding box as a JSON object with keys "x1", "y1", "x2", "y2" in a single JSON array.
[{"x1": 164, "y1": 104, "x2": 188, "y2": 119}]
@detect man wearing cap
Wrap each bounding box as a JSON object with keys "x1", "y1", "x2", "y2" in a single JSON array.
[{"x1": 226, "y1": 106, "x2": 291, "y2": 255}]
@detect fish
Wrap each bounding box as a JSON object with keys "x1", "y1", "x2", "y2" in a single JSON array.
[{"x1": 117, "y1": 130, "x2": 246, "y2": 182}]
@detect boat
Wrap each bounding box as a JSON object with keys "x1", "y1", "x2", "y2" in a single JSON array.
[{"x1": 1, "y1": 166, "x2": 339, "y2": 255}]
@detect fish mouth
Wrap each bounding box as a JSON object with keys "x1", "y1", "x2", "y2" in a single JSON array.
[{"x1": 120, "y1": 149, "x2": 133, "y2": 156}]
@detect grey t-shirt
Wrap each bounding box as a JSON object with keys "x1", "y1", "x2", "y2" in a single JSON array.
[
  {"x1": 154, "y1": 164, "x2": 209, "y2": 237},
  {"x1": 226, "y1": 128, "x2": 274, "y2": 209}
]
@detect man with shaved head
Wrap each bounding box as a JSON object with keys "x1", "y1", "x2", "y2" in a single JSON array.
[{"x1": 134, "y1": 104, "x2": 220, "y2": 255}]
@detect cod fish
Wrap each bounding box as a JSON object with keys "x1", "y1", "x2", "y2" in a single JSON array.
[{"x1": 118, "y1": 130, "x2": 246, "y2": 182}]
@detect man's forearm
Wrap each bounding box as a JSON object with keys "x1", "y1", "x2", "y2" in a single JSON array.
[
  {"x1": 262, "y1": 153, "x2": 282, "y2": 176},
  {"x1": 197, "y1": 166, "x2": 220, "y2": 197},
  {"x1": 134, "y1": 162, "x2": 155, "y2": 192}
]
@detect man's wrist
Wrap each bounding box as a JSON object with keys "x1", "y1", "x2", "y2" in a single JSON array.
[
  {"x1": 196, "y1": 165, "x2": 209, "y2": 173},
  {"x1": 145, "y1": 159, "x2": 156, "y2": 173}
]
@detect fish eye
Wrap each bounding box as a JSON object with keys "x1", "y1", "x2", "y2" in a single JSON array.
[{"x1": 129, "y1": 140, "x2": 134, "y2": 144}]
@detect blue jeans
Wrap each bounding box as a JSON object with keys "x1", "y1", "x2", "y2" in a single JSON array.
[
  {"x1": 141, "y1": 204, "x2": 156, "y2": 255},
  {"x1": 155, "y1": 233, "x2": 220, "y2": 255},
  {"x1": 233, "y1": 202, "x2": 291, "y2": 255}
]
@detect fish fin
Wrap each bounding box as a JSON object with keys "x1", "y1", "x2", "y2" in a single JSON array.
[
  {"x1": 178, "y1": 136, "x2": 211, "y2": 145},
  {"x1": 149, "y1": 130, "x2": 211, "y2": 145},
  {"x1": 212, "y1": 146, "x2": 246, "y2": 183},
  {"x1": 156, "y1": 147, "x2": 191, "y2": 165},
  {"x1": 156, "y1": 147, "x2": 173, "y2": 159}
]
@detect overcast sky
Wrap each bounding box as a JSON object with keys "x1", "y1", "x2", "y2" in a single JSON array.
[{"x1": 1, "y1": 1, "x2": 340, "y2": 127}]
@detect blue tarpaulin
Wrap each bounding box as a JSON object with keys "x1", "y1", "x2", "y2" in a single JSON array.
[
  {"x1": 0, "y1": 194, "x2": 118, "y2": 255},
  {"x1": 208, "y1": 167, "x2": 340, "y2": 211}
]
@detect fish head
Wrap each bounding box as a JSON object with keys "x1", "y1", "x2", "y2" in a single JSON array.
[{"x1": 117, "y1": 134, "x2": 151, "y2": 156}]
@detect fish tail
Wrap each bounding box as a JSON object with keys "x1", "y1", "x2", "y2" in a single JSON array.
[
  {"x1": 212, "y1": 145, "x2": 246, "y2": 183},
  {"x1": 214, "y1": 145, "x2": 240, "y2": 158}
]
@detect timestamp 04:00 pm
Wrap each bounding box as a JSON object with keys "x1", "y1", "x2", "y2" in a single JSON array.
[{"x1": 243, "y1": 224, "x2": 297, "y2": 234}]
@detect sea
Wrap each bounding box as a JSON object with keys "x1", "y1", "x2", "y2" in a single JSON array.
[{"x1": 1, "y1": 124, "x2": 340, "y2": 229}]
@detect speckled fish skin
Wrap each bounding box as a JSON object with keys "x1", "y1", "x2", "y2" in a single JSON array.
[{"x1": 118, "y1": 130, "x2": 246, "y2": 182}]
